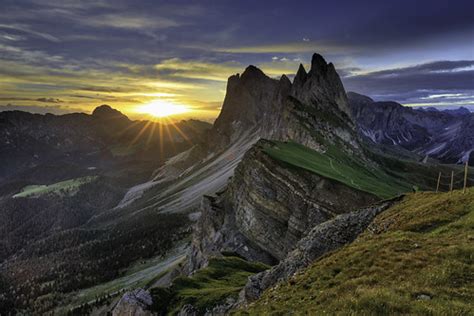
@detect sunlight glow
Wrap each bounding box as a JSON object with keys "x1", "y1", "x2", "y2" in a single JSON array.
[{"x1": 136, "y1": 99, "x2": 190, "y2": 118}]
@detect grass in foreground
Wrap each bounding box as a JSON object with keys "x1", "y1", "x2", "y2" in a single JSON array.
[
  {"x1": 12, "y1": 176, "x2": 98, "y2": 198},
  {"x1": 239, "y1": 188, "x2": 474, "y2": 315},
  {"x1": 263, "y1": 141, "x2": 411, "y2": 199},
  {"x1": 151, "y1": 256, "x2": 269, "y2": 314}
]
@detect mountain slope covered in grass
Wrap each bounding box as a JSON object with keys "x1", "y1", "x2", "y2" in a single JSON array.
[
  {"x1": 150, "y1": 256, "x2": 268, "y2": 314},
  {"x1": 263, "y1": 141, "x2": 411, "y2": 199},
  {"x1": 241, "y1": 189, "x2": 474, "y2": 315}
]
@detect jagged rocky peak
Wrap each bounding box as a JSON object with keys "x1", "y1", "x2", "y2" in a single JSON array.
[
  {"x1": 212, "y1": 65, "x2": 280, "y2": 143},
  {"x1": 293, "y1": 63, "x2": 308, "y2": 90},
  {"x1": 279, "y1": 74, "x2": 292, "y2": 88},
  {"x1": 292, "y1": 53, "x2": 352, "y2": 118},
  {"x1": 348, "y1": 92, "x2": 474, "y2": 165},
  {"x1": 209, "y1": 52, "x2": 359, "y2": 152},
  {"x1": 277, "y1": 74, "x2": 292, "y2": 99},
  {"x1": 240, "y1": 64, "x2": 268, "y2": 81},
  {"x1": 310, "y1": 52, "x2": 328, "y2": 73},
  {"x1": 92, "y1": 104, "x2": 129, "y2": 121}
]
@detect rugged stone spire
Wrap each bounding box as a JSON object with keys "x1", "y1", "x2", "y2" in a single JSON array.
[
  {"x1": 290, "y1": 53, "x2": 352, "y2": 119},
  {"x1": 241, "y1": 65, "x2": 267, "y2": 82},
  {"x1": 309, "y1": 53, "x2": 328, "y2": 74},
  {"x1": 279, "y1": 74, "x2": 292, "y2": 87},
  {"x1": 211, "y1": 65, "x2": 280, "y2": 148},
  {"x1": 211, "y1": 52, "x2": 356, "y2": 151},
  {"x1": 293, "y1": 64, "x2": 307, "y2": 87}
]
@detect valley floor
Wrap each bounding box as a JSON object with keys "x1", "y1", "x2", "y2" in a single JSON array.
[{"x1": 56, "y1": 242, "x2": 189, "y2": 314}]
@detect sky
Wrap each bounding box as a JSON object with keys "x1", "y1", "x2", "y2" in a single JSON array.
[{"x1": 0, "y1": 0, "x2": 473, "y2": 120}]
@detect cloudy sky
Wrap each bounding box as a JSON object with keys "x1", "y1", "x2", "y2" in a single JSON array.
[{"x1": 0, "y1": 0, "x2": 473, "y2": 120}]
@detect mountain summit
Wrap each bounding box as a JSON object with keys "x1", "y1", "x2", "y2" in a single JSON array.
[
  {"x1": 291, "y1": 53, "x2": 351, "y2": 118},
  {"x1": 92, "y1": 104, "x2": 130, "y2": 122},
  {"x1": 210, "y1": 53, "x2": 357, "y2": 153}
]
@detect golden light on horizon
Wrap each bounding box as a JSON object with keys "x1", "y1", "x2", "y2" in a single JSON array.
[{"x1": 135, "y1": 99, "x2": 190, "y2": 118}]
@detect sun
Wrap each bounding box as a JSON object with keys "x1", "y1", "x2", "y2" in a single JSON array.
[{"x1": 136, "y1": 99, "x2": 190, "y2": 118}]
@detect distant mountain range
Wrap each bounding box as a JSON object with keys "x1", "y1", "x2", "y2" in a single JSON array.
[
  {"x1": 348, "y1": 92, "x2": 473, "y2": 165},
  {"x1": 0, "y1": 105, "x2": 210, "y2": 182}
]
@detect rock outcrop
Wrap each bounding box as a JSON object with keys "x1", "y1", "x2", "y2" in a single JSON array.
[
  {"x1": 239, "y1": 198, "x2": 401, "y2": 303},
  {"x1": 188, "y1": 140, "x2": 378, "y2": 271},
  {"x1": 112, "y1": 289, "x2": 153, "y2": 316},
  {"x1": 211, "y1": 53, "x2": 358, "y2": 153}
]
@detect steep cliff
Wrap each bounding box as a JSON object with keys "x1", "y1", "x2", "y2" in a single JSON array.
[
  {"x1": 188, "y1": 139, "x2": 381, "y2": 272},
  {"x1": 212, "y1": 53, "x2": 359, "y2": 154},
  {"x1": 185, "y1": 53, "x2": 417, "y2": 280},
  {"x1": 240, "y1": 198, "x2": 400, "y2": 303},
  {"x1": 112, "y1": 289, "x2": 153, "y2": 316}
]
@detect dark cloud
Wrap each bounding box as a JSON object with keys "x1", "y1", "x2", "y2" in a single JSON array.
[
  {"x1": 69, "y1": 94, "x2": 141, "y2": 103},
  {"x1": 342, "y1": 60, "x2": 474, "y2": 106},
  {"x1": 0, "y1": 97, "x2": 63, "y2": 103},
  {"x1": 79, "y1": 86, "x2": 129, "y2": 93},
  {"x1": 342, "y1": 60, "x2": 474, "y2": 94},
  {"x1": 36, "y1": 97, "x2": 63, "y2": 103},
  {"x1": 353, "y1": 60, "x2": 474, "y2": 77}
]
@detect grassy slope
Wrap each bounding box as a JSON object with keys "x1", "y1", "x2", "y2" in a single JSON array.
[
  {"x1": 263, "y1": 141, "x2": 411, "y2": 199},
  {"x1": 151, "y1": 256, "x2": 269, "y2": 314},
  {"x1": 240, "y1": 188, "x2": 474, "y2": 315},
  {"x1": 12, "y1": 176, "x2": 98, "y2": 198}
]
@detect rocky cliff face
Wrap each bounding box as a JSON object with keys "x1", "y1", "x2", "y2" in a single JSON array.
[
  {"x1": 112, "y1": 289, "x2": 153, "y2": 316},
  {"x1": 211, "y1": 53, "x2": 358, "y2": 154},
  {"x1": 348, "y1": 92, "x2": 474, "y2": 165},
  {"x1": 239, "y1": 198, "x2": 400, "y2": 303},
  {"x1": 188, "y1": 140, "x2": 378, "y2": 272},
  {"x1": 185, "y1": 55, "x2": 384, "y2": 275}
]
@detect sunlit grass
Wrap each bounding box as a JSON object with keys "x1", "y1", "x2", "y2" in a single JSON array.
[
  {"x1": 12, "y1": 176, "x2": 98, "y2": 198},
  {"x1": 151, "y1": 256, "x2": 269, "y2": 314},
  {"x1": 240, "y1": 189, "x2": 474, "y2": 315},
  {"x1": 263, "y1": 141, "x2": 412, "y2": 199}
]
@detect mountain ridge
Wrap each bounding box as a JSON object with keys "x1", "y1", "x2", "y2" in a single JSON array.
[{"x1": 348, "y1": 91, "x2": 473, "y2": 165}]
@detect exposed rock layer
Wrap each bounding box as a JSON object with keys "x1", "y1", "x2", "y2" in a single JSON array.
[
  {"x1": 189, "y1": 140, "x2": 378, "y2": 271},
  {"x1": 240, "y1": 198, "x2": 400, "y2": 303},
  {"x1": 112, "y1": 289, "x2": 153, "y2": 316}
]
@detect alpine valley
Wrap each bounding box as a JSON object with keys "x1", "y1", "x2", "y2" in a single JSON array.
[{"x1": 0, "y1": 53, "x2": 473, "y2": 316}]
